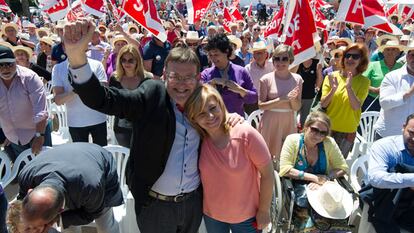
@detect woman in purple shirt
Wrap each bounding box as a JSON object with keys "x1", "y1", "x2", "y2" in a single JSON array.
[{"x1": 201, "y1": 33, "x2": 257, "y2": 116}]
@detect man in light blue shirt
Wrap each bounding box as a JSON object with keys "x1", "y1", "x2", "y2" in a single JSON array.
[{"x1": 366, "y1": 113, "x2": 414, "y2": 233}]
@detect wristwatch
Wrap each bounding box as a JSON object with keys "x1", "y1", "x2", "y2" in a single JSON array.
[{"x1": 35, "y1": 132, "x2": 45, "y2": 138}]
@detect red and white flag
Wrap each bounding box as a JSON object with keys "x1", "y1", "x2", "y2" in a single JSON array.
[
  {"x1": 45, "y1": 0, "x2": 70, "y2": 22},
  {"x1": 230, "y1": 7, "x2": 243, "y2": 21},
  {"x1": 282, "y1": 0, "x2": 319, "y2": 67},
  {"x1": 403, "y1": 6, "x2": 414, "y2": 21},
  {"x1": 107, "y1": 0, "x2": 120, "y2": 21},
  {"x1": 246, "y1": 3, "x2": 252, "y2": 17},
  {"x1": 222, "y1": 7, "x2": 233, "y2": 32},
  {"x1": 121, "y1": 0, "x2": 167, "y2": 42},
  {"x1": 82, "y1": 0, "x2": 106, "y2": 18},
  {"x1": 386, "y1": 4, "x2": 398, "y2": 17},
  {"x1": 185, "y1": 0, "x2": 213, "y2": 24},
  {"x1": 38, "y1": 0, "x2": 58, "y2": 11},
  {"x1": 0, "y1": 0, "x2": 11, "y2": 13},
  {"x1": 337, "y1": 0, "x2": 403, "y2": 35},
  {"x1": 264, "y1": 7, "x2": 284, "y2": 38},
  {"x1": 312, "y1": 0, "x2": 332, "y2": 9},
  {"x1": 66, "y1": 0, "x2": 86, "y2": 21}
]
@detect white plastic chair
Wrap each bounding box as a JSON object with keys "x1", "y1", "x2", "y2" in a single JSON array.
[
  {"x1": 247, "y1": 109, "x2": 263, "y2": 129},
  {"x1": 107, "y1": 115, "x2": 118, "y2": 145},
  {"x1": 84, "y1": 145, "x2": 135, "y2": 233},
  {"x1": 350, "y1": 154, "x2": 369, "y2": 192},
  {"x1": 44, "y1": 81, "x2": 53, "y2": 96},
  {"x1": 51, "y1": 104, "x2": 71, "y2": 145},
  {"x1": 356, "y1": 111, "x2": 380, "y2": 155},
  {"x1": 10, "y1": 147, "x2": 52, "y2": 184},
  {"x1": 0, "y1": 151, "x2": 13, "y2": 188}
]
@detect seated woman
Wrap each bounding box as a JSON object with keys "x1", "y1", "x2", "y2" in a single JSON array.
[
  {"x1": 185, "y1": 84, "x2": 274, "y2": 233},
  {"x1": 279, "y1": 111, "x2": 349, "y2": 232}
]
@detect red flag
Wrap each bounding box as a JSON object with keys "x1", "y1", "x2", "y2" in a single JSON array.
[
  {"x1": 247, "y1": 3, "x2": 252, "y2": 18},
  {"x1": 107, "y1": 0, "x2": 120, "y2": 21},
  {"x1": 82, "y1": 0, "x2": 106, "y2": 17},
  {"x1": 403, "y1": 6, "x2": 414, "y2": 21},
  {"x1": 336, "y1": 0, "x2": 364, "y2": 25},
  {"x1": 314, "y1": 7, "x2": 328, "y2": 29},
  {"x1": 121, "y1": 0, "x2": 167, "y2": 42},
  {"x1": 337, "y1": 0, "x2": 402, "y2": 35},
  {"x1": 45, "y1": 0, "x2": 70, "y2": 22},
  {"x1": 66, "y1": 0, "x2": 86, "y2": 21},
  {"x1": 222, "y1": 7, "x2": 233, "y2": 33},
  {"x1": 386, "y1": 4, "x2": 398, "y2": 17},
  {"x1": 230, "y1": 7, "x2": 243, "y2": 21},
  {"x1": 0, "y1": 0, "x2": 11, "y2": 13},
  {"x1": 283, "y1": 0, "x2": 319, "y2": 67},
  {"x1": 186, "y1": 0, "x2": 213, "y2": 24},
  {"x1": 264, "y1": 7, "x2": 284, "y2": 38},
  {"x1": 361, "y1": 0, "x2": 402, "y2": 35}
]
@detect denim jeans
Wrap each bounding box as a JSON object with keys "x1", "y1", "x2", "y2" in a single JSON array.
[
  {"x1": 0, "y1": 189, "x2": 7, "y2": 233},
  {"x1": 203, "y1": 215, "x2": 261, "y2": 233}
]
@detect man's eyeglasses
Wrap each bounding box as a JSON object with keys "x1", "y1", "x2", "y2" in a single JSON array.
[
  {"x1": 253, "y1": 28, "x2": 261, "y2": 32},
  {"x1": 273, "y1": 56, "x2": 289, "y2": 62},
  {"x1": 121, "y1": 58, "x2": 136, "y2": 64},
  {"x1": 186, "y1": 42, "x2": 198, "y2": 47},
  {"x1": 166, "y1": 72, "x2": 197, "y2": 84},
  {"x1": 344, "y1": 53, "x2": 361, "y2": 60},
  {"x1": 309, "y1": 126, "x2": 329, "y2": 137},
  {"x1": 0, "y1": 62, "x2": 15, "y2": 68}
]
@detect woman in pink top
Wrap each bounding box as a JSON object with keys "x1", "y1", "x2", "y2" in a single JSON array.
[{"x1": 185, "y1": 84, "x2": 274, "y2": 233}]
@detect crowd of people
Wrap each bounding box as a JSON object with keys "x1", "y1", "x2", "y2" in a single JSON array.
[{"x1": 0, "y1": 0, "x2": 414, "y2": 232}]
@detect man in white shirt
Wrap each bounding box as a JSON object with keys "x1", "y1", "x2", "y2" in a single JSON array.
[
  {"x1": 374, "y1": 40, "x2": 414, "y2": 139},
  {"x1": 52, "y1": 57, "x2": 108, "y2": 146}
]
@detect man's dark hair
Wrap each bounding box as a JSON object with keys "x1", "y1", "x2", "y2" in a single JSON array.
[
  {"x1": 22, "y1": 185, "x2": 64, "y2": 221},
  {"x1": 204, "y1": 33, "x2": 233, "y2": 58},
  {"x1": 404, "y1": 113, "x2": 414, "y2": 126}
]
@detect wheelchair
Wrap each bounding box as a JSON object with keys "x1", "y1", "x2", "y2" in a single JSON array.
[{"x1": 269, "y1": 172, "x2": 359, "y2": 233}]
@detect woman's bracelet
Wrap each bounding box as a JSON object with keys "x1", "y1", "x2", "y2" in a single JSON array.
[{"x1": 298, "y1": 170, "x2": 305, "y2": 180}]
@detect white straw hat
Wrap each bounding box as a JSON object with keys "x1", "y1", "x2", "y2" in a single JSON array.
[{"x1": 307, "y1": 181, "x2": 353, "y2": 219}]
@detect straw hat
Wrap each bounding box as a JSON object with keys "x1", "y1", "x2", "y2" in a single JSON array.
[
  {"x1": 307, "y1": 181, "x2": 353, "y2": 219},
  {"x1": 40, "y1": 37, "x2": 55, "y2": 46},
  {"x1": 334, "y1": 37, "x2": 352, "y2": 47},
  {"x1": 227, "y1": 35, "x2": 242, "y2": 49},
  {"x1": 36, "y1": 27, "x2": 49, "y2": 37},
  {"x1": 405, "y1": 40, "x2": 414, "y2": 53},
  {"x1": 249, "y1": 41, "x2": 267, "y2": 53},
  {"x1": 1, "y1": 22, "x2": 18, "y2": 33},
  {"x1": 55, "y1": 19, "x2": 67, "y2": 29},
  {"x1": 400, "y1": 35, "x2": 410, "y2": 42},
  {"x1": 378, "y1": 40, "x2": 404, "y2": 53},
  {"x1": 185, "y1": 31, "x2": 201, "y2": 42},
  {"x1": 0, "y1": 41, "x2": 12, "y2": 48},
  {"x1": 330, "y1": 46, "x2": 347, "y2": 57},
  {"x1": 376, "y1": 34, "x2": 398, "y2": 47},
  {"x1": 111, "y1": 35, "x2": 128, "y2": 47},
  {"x1": 127, "y1": 24, "x2": 139, "y2": 33},
  {"x1": 13, "y1": 45, "x2": 33, "y2": 60}
]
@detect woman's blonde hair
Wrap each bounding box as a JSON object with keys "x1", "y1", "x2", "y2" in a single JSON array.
[
  {"x1": 304, "y1": 111, "x2": 331, "y2": 134},
  {"x1": 114, "y1": 44, "x2": 148, "y2": 80},
  {"x1": 272, "y1": 44, "x2": 295, "y2": 65},
  {"x1": 185, "y1": 84, "x2": 229, "y2": 138},
  {"x1": 7, "y1": 200, "x2": 23, "y2": 233}
]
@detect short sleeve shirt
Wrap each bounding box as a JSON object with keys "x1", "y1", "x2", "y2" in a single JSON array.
[{"x1": 143, "y1": 39, "x2": 171, "y2": 77}]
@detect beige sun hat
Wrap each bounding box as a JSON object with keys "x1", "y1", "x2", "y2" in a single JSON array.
[
  {"x1": 36, "y1": 27, "x2": 50, "y2": 37},
  {"x1": 376, "y1": 34, "x2": 398, "y2": 46},
  {"x1": 334, "y1": 37, "x2": 352, "y2": 47},
  {"x1": 249, "y1": 41, "x2": 267, "y2": 53},
  {"x1": 12, "y1": 45, "x2": 33, "y2": 60},
  {"x1": 39, "y1": 37, "x2": 55, "y2": 46},
  {"x1": 378, "y1": 40, "x2": 404, "y2": 53},
  {"x1": 227, "y1": 35, "x2": 242, "y2": 49},
  {"x1": 0, "y1": 41, "x2": 12, "y2": 48},
  {"x1": 185, "y1": 31, "x2": 201, "y2": 42},
  {"x1": 307, "y1": 181, "x2": 354, "y2": 220},
  {"x1": 330, "y1": 46, "x2": 347, "y2": 58},
  {"x1": 111, "y1": 35, "x2": 128, "y2": 47},
  {"x1": 405, "y1": 40, "x2": 414, "y2": 53},
  {"x1": 55, "y1": 19, "x2": 67, "y2": 29},
  {"x1": 1, "y1": 22, "x2": 18, "y2": 33}
]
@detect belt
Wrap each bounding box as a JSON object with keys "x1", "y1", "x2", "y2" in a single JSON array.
[
  {"x1": 148, "y1": 189, "x2": 198, "y2": 203},
  {"x1": 269, "y1": 108, "x2": 292, "y2": 113}
]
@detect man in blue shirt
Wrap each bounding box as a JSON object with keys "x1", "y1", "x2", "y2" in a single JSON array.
[
  {"x1": 143, "y1": 36, "x2": 171, "y2": 79},
  {"x1": 366, "y1": 113, "x2": 414, "y2": 233}
]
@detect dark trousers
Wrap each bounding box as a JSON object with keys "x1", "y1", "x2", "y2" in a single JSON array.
[
  {"x1": 0, "y1": 190, "x2": 7, "y2": 233},
  {"x1": 362, "y1": 95, "x2": 380, "y2": 112},
  {"x1": 137, "y1": 189, "x2": 203, "y2": 233},
  {"x1": 69, "y1": 122, "x2": 107, "y2": 146}
]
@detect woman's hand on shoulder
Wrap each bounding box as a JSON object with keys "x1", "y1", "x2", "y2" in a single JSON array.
[{"x1": 226, "y1": 112, "x2": 244, "y2": 127}]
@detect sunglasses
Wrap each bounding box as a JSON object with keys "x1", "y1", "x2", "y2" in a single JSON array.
[
  {"x1": 310, "y1": 126, "x2": 329, "y2": 137},
  {"x1": 344, "y1": 53, "x2": 361, "y2": 60},
  {"x1": 254, "y1": 28, "x2": 261, "y2": 31},
  {"x1": 121, "y1": 58, "x2": 136, "y2": 64},
  {"x1": 186, "y1": 42, "x2": 198, "y2": 47},
  {"x1": 273, "y1": 56, "x2": 289, "y2": 62},
  {"x1": 0, "y1": 62, "x2": 14, "y2": 68}
]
